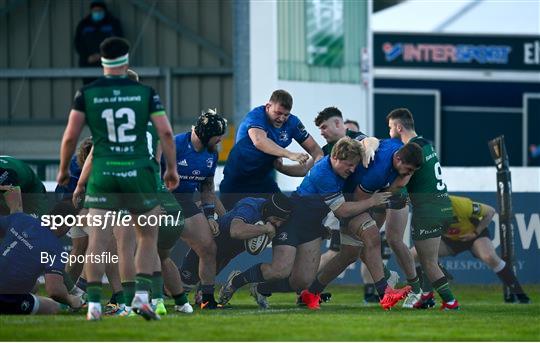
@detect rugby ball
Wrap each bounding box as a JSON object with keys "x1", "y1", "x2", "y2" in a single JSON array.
[{"x1": 244, "y1": 221, "x2": 270, "y2": 255}]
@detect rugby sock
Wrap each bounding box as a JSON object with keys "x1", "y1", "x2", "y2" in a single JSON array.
[
  {"x1": 173, "y1": 292, "x2": 189, "y2": 306},
  {"x1": 432, "y1": 276, "x2": 455, "y2": 303},
  {"x1": 494, "y1": 261, "x2": 525, "y2": 295},
  {"x1": 63, "y1": 274, "x2": 75, "y2": 292},
  {"x1": 383, "y1": 265, "x2": 391, "y2": 281},
  {"x1": 374, "y1": 278, "x2": 388, "y2": 298},
  {"x1": 200, "y1": 284, "x2": 216, "y2": 303},
  {"x1": 257, "y1": 278, "x2": 293, "y2": 295},
  {"x1": 407, "y1": 276, "x2": 422, "y2": 293},
  {"x1": 308, "y1": 277, "x2": 327, "y2": 294},
  {"x1": 232, "y1": 263, "x2": 264, "y2": 289},
  {"x1": 87, "y1": 282, "x2": 102, "y2": 303},
  {"x1": 416, "y1": 265, "x2": 433, "y2": 292},
  {"x1": 364, "y1": 283, "x2": 376, "y2": 299},
  {"x1": 135, "y1": 274, "x2": 153, "y2": 294},
  {"x1": 121, "y1": 281, "x2": 136, "y2": 305},
  {"x1": 76, "y1": 277, "x2": 88, "y2": 292},
  {"x1": 151, "y1": 272, "x2": 164, "y2": 300},
  {"x1": 109, "y1": 291, "x2": 123, "y2": 305}
]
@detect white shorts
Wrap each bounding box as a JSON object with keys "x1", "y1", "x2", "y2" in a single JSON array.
[
  {"x1": 67, "y1": 226, "x2": 89, "y2": 239},
  {"x1": 340, "y1": 232, "x2": 364, "y2": 248}
]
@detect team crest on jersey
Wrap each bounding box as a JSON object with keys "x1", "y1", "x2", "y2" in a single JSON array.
[
  {"x1": 279, "y1": 131, "x2": 289, "y2": 142},
  {"x1": 206, "y1": 158, "x2": 213, "y2": 169}
]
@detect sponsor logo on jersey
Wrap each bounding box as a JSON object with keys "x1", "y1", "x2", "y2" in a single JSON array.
[
  {"x1": 178, "y1": 159, "x2": 188, "y2": 167},
  {"x1": 113, "y1": 90, "x2": 121, "y2": 96},
  {"x1": 192, "y1": 170, "x2": 201, "y2": 176},
  {"x1": 0, "y1": 171, "x2": 8, "y2": 185}
]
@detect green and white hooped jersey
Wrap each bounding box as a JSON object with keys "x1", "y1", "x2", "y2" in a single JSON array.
[{"x1": 72, "y1": 75, "x2": 166, "y2": 161}]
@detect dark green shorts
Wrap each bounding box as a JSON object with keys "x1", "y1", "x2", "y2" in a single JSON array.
[{"x1": 85, "y1": 159, "x2": 159, "y2": 213}]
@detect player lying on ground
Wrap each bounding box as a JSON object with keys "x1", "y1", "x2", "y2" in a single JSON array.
[
  {"x1": 218, "y1": 137, "x2": 392, "y2": 309},
  {"x1": 299, "y1": 138, "x2": 423, "y2": 310},
  {"x1": 412, "y1": 195, "x2": 530, "y2": 306},
  {"x1": 0, "y1": 206, "x2": 84, "y2": 315},
  {"x1": 180, "y1": 193, "x2": 293, "y2": 306}
]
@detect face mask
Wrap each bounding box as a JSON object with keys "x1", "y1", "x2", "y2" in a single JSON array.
[{"x1": 91, "y1": 10, "x2": 105, "y2": 22}]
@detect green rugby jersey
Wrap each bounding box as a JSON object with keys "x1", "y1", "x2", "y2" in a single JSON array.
[
  {"x1": 406, "y1": 136, "x2": 453, "y2": 221},
  {"x1": 72, "y1": 76, "x2": 166, "y2": 161},
  {"x1": 322, "y1": 129, "x2": 367, "y2": 156},
  {"x1": 0, "y1": 156, "x2": 45, "y2": 193}
]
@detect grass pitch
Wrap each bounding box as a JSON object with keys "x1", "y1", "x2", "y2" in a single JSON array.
[{"x1": 0, "y1": 284, "x2": 538, "y2": 341}]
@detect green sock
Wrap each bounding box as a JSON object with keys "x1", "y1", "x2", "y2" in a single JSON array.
[
  {"x1": 136, "y1": 274, "x2": 153, "y2": 293},
  {"x1": 121, "y1": 281, "x2": 136, "y2": 305},
  {"x1": 109, "y1": 291, "x2": 124, "y2": 305},
  {"x1": 63, "y1": 273, "x2": 75, "y2": 292},
  {"x1": 407, "y1": 276, "x2": 422, "y2": 293},
  {"x1": 87, "y1": 282, "x2": 102, "y2": 303},
  {"x1": 173, "y1": 292, "x2": 188, "y2": 306},
  {"x1": 383, "y1": 265, "x2": 391, "y2": 281},
  {"x1": 152, "y1": 272, "x2": 164, "y2": 299},
  {"x1": 433, "y1": 277, "x2": 455, "y2": 303}
]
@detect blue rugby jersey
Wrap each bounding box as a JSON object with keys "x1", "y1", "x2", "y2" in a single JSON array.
[
  {"x1": 0, "y1": 213, "x2": 64, "y2": 293},
  {"x1": 294, "y1": 156, "x2": 345, "y2": 212},
  {"x1": 221, "y1": 105, "x2": 309, "y2": 188},
  {"x1": 344, "y1": 138, "x2": 403, "y2": 194},
  {"x1": 165, "y1": 132, "x2": 218, "y2": 194}
]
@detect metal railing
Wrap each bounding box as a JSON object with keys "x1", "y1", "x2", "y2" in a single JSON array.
[{"x1": 0, "y1": 67, "x2": 233, "y2": 126}]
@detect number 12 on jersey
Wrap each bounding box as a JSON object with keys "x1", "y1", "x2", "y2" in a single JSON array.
[{"x1": 101, "y1": 108, "x2": 136, "y2": 143}]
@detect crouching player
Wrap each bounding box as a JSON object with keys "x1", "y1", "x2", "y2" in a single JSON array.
[
  {"x1": 0, "y1": 208, "x2": 84, "y2": 315},
  {"x1": 218, "y1": 137, "x2": 391, "y2": 309},
  {"x1": 412, "y1": 195, "x2": 530, "y2": 306},
  {"x1": 180, "y1": 193, "x2": 293, "y2": 306}
]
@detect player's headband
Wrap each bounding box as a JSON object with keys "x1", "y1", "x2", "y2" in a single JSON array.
[{"x1": 101, "y1": 53, "x2": 129, "y2": 67}]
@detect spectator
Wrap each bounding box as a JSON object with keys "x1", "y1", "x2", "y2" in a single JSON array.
[{"x1": 74, "y1": 0, "x2": 123, "y2": 84}]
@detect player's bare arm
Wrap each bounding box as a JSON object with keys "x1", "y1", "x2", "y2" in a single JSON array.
[
  {"x1": 0, "y1": 185, "x2": 23, "y2": 214},
  {"x1": 248, "y1": 127, "x2": 309, "y2": 164},
  {"x1": 57, "y1": 110, "x2": 86, "y2": 186},
  {"x1": 332, "y1": 189, "x2": 391, "y2": 219},
  {"x1": 230, "y1": 218, "x2": 276, "y2": 240},
  {"x1": 152, "y1": 114, "x2": 179, "y2": 191}
]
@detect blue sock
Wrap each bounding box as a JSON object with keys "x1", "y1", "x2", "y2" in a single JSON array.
[{"x1": 232, "y1": 263, "x2": 264, "y2": 289}]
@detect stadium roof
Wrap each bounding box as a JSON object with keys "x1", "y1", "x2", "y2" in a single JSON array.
[{"x1": 373, "y1": 0, "x2": 540, "y2": 35}]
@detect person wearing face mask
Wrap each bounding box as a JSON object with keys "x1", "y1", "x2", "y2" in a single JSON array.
[{"x1": 74, "y1": 0, "x2": 123, "y2": 84}]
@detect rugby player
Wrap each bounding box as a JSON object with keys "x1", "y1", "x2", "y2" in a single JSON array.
[
  {"x1": 0, "y1": 208, "x2": 84, "y2": 315},
  {"x1": 299, "y1": 139, "x2": 423, "y2": 310},
  {"x1": 57, "y1": 37, "x2": 179, "y2": 320},
  {"x1": 313, "y1": 107, "x2": 401, "y2": 301},
  {"x1": 412, "y1": 195, "x2": 530, "y2": 306},
  {"x1": 219, "y1": 89, "x2": 323, "y2": 210},
  {"x1": 386, "y1": 108, "x2": 460, "y2": 310},
  {"x1": 0, "y1": 156, "x2": 49, "y2": 217},
  {"x1": 218, "y1": 137, "x2": 391, "y2": 308},
  {"x1": 181, "y1": 193, "x2": 292, "y2": 300},
  {"x1": 165, "y1": 109, "x2": 227, "y2": 310}
]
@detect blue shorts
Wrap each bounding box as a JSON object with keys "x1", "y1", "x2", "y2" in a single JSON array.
[{"x1": 0, "y1": 294, "x2": 38, "y2": 314}]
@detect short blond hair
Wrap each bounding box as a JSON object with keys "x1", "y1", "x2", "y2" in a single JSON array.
[{"x1": 331, "y1": 136, "x2": 364, "y2": 162}]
